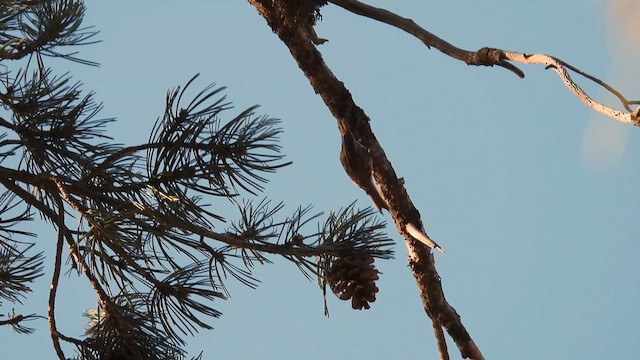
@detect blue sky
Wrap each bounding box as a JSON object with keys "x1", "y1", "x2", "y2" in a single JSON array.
[{"x1": 4, "y1": 1, "x2": 640, "y2": 359}]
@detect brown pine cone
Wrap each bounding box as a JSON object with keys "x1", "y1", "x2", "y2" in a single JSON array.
[{"x1": 326, "y1": 255, "x2": 380, "y2": 310}]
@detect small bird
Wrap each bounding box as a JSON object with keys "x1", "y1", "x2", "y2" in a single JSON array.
[
  {"x1": 340, "y1": 132, "x2": 388, "y2": 212},
  {"x1": 406, "y1": 222, "x2": 445, "y2": 254}
]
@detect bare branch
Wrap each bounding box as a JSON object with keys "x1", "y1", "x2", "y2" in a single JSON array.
[
  {"x1": 407, "y1": 245, "x2": 483, "y2": 360},
  {"x1": 328, "y1": 0, "x2": 639, "y2": 126},
  {"x1": 432, "y1": 317, "x2": 449, "y2": 360},
  {"x1": 327, "y1": 0, "x2": 524, "y2": 78},
  {"x1": 47, "y1": 198, "x2": 66, "y2": 360},
  {"x1": 503, "y1": 51, "x2": 639, "y2": 125},
  {"x1": 248, "y1": 1, "x2": 481, "y2": 358}
]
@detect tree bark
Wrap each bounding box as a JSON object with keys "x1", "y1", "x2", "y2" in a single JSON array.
[{"x1": 247, "y1": 1, "x2": 483, "y2": 358}]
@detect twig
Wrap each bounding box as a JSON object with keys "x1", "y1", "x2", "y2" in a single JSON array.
[
  {"x1": 48, "y1": 199, "x2": 66, "y2": 360},
  {"x1": 0, "y1": 312, "x2": 44, "y2": 333},
  {"x1": 557, "y1": 59, "x2": 638, "y2": 112}
]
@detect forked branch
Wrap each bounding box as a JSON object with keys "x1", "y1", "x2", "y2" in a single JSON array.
[
  {"x1": 250, "y1": 0, "x2": 638, "y2": 359},
  {"x1": 329, "y1": 0, "x2": 639, "y2": 125}
]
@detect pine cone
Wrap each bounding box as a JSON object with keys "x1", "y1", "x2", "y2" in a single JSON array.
[{"x1": 326, "y1": 255, "x2": 380, "y2": 310}]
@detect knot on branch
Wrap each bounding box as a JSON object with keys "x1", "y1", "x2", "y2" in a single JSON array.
[
  {"x1": 468, "y1": 47, "x2": 525, "y2": 78},
  {"x1": 631, "y1": 107, "x2": 640, "y2": 127},
  {"x1": 470, "y1": 47, "x2": 503, "y2": 66}
]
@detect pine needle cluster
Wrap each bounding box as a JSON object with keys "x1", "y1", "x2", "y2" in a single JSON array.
[{"x1": 0, "y1": 1, "x2": 394, "y2": 358}]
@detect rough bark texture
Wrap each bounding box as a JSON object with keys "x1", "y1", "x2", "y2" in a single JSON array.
[{"x1": 248, "y1": 1, "x2": 483, "y2": 358}]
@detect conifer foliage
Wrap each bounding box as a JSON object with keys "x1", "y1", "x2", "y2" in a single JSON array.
[{"x1": 0, "y1": 2, "x2": 394, "y2": 359}]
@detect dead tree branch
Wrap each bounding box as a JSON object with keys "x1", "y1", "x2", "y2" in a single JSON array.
[
  {"x1": 502, "y1": 51, "x2": 639, "y2": 124},
  {"x1": 249, "y1": 0, "x2": 638, "y2": 358},
  {"x1": 248, "y1": 1, "x2": 482, "y2": 359},
  {"x1": 328, "y1": 0, "x2": 639, "y2": 125}
]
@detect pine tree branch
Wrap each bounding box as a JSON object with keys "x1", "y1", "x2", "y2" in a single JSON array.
[
  {"x1": 0, "y1": 242, "x2": 42, "y2": 302},
  {"x1": 248, "y1": 1, "x2": 477, "y2": 358},
  {"x1": 0, "y1": 174, "x2": 184, "y2": 354},
  {"x1": 0, "y1": 166, "x2": 386, "y2": 263},
  {"x1": 0, "y1": 164, "x2": 392, "y2": 320},
  {"x1": 0, "y1": 311, "x2": 44, "y2": 334},
  {"x1": 0, "y1": 0, "x2": 99, "y2": 65},
  {"x1": 1, "y1": 62, "x2": 394, "y2": 353},
  {"x1": 2, "y1": 1, "x2": 396, "y2": 356},
  {"x1": 0, "y1": 176, "x2": 112, "y2": 307}
]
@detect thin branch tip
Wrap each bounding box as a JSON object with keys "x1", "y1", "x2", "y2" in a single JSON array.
[{"x1": 497, "y1": 62, "x2": 525, "y2": 78}]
